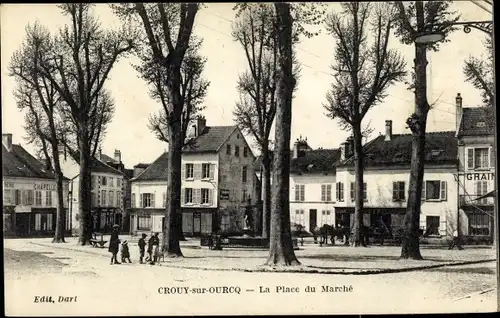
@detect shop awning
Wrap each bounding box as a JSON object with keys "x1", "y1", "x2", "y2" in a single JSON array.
[{"x1": 474, "y1": 190, "x2": 497, "y2": 201}]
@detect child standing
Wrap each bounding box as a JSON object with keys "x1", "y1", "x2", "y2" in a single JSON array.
[
  {"x1": 138, "y1": 233, "x2": 147, "y2": 264},
  {"x1": 120, "y1": 240, "x2": 132, "y2": 263}
]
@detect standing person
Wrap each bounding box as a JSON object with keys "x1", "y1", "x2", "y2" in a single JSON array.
[
  {"x1": 152, "y1": 232, "x2": 160, "y2": 263},
  {"x1": 138, "y1": 233, "x2": 147, "y2": 264},
  {"x1": 121, "y1": 240, "x2": 132, "y2": 263},
  {"x1": 108, "y1": 224, "x2": 121, "y2": 265},
  {"x1": 146, "y1": 232, "x2": 154, "y2": 263},
  {"x1": 449, "y1": 229, "x2": 464, "y2": 250}
]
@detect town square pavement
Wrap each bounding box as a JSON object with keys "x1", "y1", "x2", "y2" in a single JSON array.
[{"x1": 4, "y1": 237, "x2": 498, "y2": 316}]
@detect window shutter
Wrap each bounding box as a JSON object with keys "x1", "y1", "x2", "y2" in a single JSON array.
[
  {"x1": 363, "y1": 182, "x2": 367, "y2": 200},
  {"x1": 340, "y1": 183, "x2": 344, "y2": 201},
  {"x1": 162, "y1": 192, "x2": 166, "y2": 207},
  {"x1": 181, "y1": 164, "x2": 186, "y2": 179},
  {"x1": 196, "y1": 189, "x2": 202, "y2": 204},
  {"x1": 139, "y1": 194, "x2": 143, "y2": 208},
  {"x1": 467, "y1": 148, "x2": 474, "y2": 169},
  {"x1": 209, "y1": 189, "x2": 214, "y2": 205},
  {"x1": 421, "y1": 182, "x2": 426, "y2": 201},
  {"x1": 151, "y1": 193, "x2": 156, "y2": 207},
  {"x1": 335, "y1": 183, "x2": 339, "y2": 201},
  {"x1": 295, "y1": 186, "x2": 300, "y2": 201},
  {"x1": 327, "y1": 184, "x2": 332, "y2": 201},
  {"x1": 181, "y1": 188, "x2": 185, "y2": 205},
  {"x1": 490, "y1": 147, "x2": 495, "y2": 169},
  {"x1": 392, "y1": 182, "x2": 398, "y2": 201},
  {"x1": 210, "y1": 164, "x2": 215, "y2": 179},
  {"x1": 440, "y1": 181, "x2": 447, "y2": 201},
  {"x1": 321, "y1": 185, "x2": 325, "y2": 201},
  {"x1": 300, "y1": 185, "x2": 305, "y2": 201},
  {"x1": 350, "y1": 182, "x2": 354, "y2": 202}
]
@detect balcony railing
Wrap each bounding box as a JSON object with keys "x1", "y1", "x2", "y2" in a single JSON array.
[{"x1": 459, "y1": 195, "x2": 494, "y2": 207}]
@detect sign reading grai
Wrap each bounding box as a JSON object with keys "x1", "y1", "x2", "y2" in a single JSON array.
[{"x1": 466, "y1": 173, "x2": 495, "y2": 181}]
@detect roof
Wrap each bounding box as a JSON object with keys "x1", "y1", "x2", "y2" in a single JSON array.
[
  {"x1": 100, "y1": 153, "x2": 115, "y2": 163},
  {"x1": 458, "y1": 107, "x2": 496, "y2": 137},
  {"x1": 124, "y1": 169, "x2": 134, "y2": 179},
  {"x1": 182, "y1": 126, "x2": 237, "y2": 153},
  {"x1": 134, "y1": 163, "x2": 150, "y2": 169},
  {"x1": 291, "y1": 149, "x2": 341, "y2": 174},
  {"x1": 336, "y1": 131, "x2": 458, "y2": 167},
  {"x1": 132, "y1": 152, "x2": 169, "y2": 182},
  {"x1": 3, "y1": 144, "x2": 58, "y2": 179},
  {"x1": 90, "y1": 158, "x2": 124, "y2": 175}
]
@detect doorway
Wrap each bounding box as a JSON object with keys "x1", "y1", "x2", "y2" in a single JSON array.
[
  {"x1": 193, "y1": 213, "x2": 201, "y2": 235},
  {"x1": 15, "y1": 213, "x2": 30, "y2": 237},
  {"x1": 309, "y1": 209, "x2": 317, "y2": 232}
]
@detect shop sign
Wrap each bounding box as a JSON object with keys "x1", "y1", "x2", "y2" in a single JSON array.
[{"x1": 466, "y1": 173, "x2": 495, "y2": 181}]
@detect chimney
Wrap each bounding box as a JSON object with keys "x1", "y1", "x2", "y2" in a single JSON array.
[
  {"x1": 98, "y1": 147, "x2": 102, "y2": 160},
  {"x1": 191, "y1": 124, "x2": 197, "y2": 137},
  {"x1": 385, "y1": 120, "x2": 393, "y2": 141},
  {"x1": 196, "y1": 116, "x2": 206, "y2": 136},
  {"x1": 340, "y1": 142, "x2": 348, "y2": 160},
  {"x1": 456, "y1": 93, "x2": 463, "y2": 133},
  {"x1": 2, "y1": 133, "x2": 12, "y2": 152},
  {"x1": 292, "y1": 139, "x2": 300, "y2": 159},
  {"x1": 346, "y1": 136, "x2": 354, "y2": 158},
  {"x1": 114, "y1": 149, "x2": 122, "y2": 163}
]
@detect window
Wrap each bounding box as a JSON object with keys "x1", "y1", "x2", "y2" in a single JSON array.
[
  {"x1": 22, "y1": 190, "x2": 34, "y2": 206},
  {"x1": 3, "y1": 189, "x2": 13, "y2": 205},
  {"x1": 295, "y1": 185, "x2": 305, "y2": 201},
  {"x1": 467, "y1": 148, "x2": 490, "y2": 169},
  {"x1": 469, "y1": 213, "x2": 490, "y2": 235},
  {"x1": 137, "y1": 216, "x2": 151, "y2": 230},
  {"x1": 14, "y1": 190, "x2": 21, "y2": 205},
  {"x1": 336, "y1": 182, "x2": 344, "y2": 202},
  {"x1": 425, "y1": 216, "x2": 440, "y2": 236},
  {"x1": 294, "y1": 210, "x2": 305, "y2": 226},
  {"x1": 117, "y1": 178, "x2": 122, "y2": 188},
  {"x1": 109, "y1": 190, "x2": 114, "y2": 206},
  {"x1": 350, "y1": 182, "x2": 367, "y2": 201},
  {"x1": 243, "y1": 147, "x2": 249, "y2": 157},
  {"x1": 235, "y1": 145, "x2": 240, "y2": 157},
  {"x1": 110, "y1": 178, "x2": 114, "y2": 187},
  {"x1": 185, "y1": 188, "x2": 193, "y2": 204},
  {"x1": 101, "y1": 190, "x2": 107, "y2": 206},
  {"x1": 186, "y1": 163, "x2": 194, "y2": 179},
  {"x1": 101, "y1": 176, "x2": 107, "y2": 186},
  {"x1": 392, "y1": 181, "x2": 405, "y2": 201},
  {"x1": 202, "y1": 163, "x2": 210, "y2": 179},
  {"x1": 321, "y1": 184, "x2": 332, "y2": 202},
  {"x1": 35, "y1": 191, "x2": 42, "y2": 206},
  {"x1": 242, "y1": 166, "x2": 248, "y2": 183},
  {"x1": 242, "y1": 189, "x2": 247, "y2": 203},
  {"x1": 476, "y1": 181, "x2": 488, "y2": 205},
  {"x1": 131, "y1": 193, "x2": 136, "y2": 208},
  {"x1": 45, "y1": 191, "x2": 53, "y2": 206},
  {"x1": 141, "y1": 193, "x2": 154, "y2": 208},
  {"x1": 201, "y1": 188, "x2": 211, "y2": 204},
  {"x1": 117, "y1": 191, "x2": 121, "y2": 208},
  {"x1": 226, "y1": 144, "x2": 231, "y2": 155},
  {"x1": 35, "y1": 213, "x2": 53, "y2": 231},
  {"x1": 423, "y1": 180, "x2": 447, "y2": 201}
]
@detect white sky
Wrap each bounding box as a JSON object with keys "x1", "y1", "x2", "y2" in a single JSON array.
[{"x1": 0, "y1": 2, "x2": 493, "y2": 168}]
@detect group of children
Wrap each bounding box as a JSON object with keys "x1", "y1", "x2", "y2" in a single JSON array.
[{"x1": 118, "y1": 232, "x2": 161, "y2": 265}]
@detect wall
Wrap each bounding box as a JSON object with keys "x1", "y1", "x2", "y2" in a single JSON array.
[
  {"x1": 217, "y1": 129, "x2": 257, "y2": 232},
  {"x1": 335, "y1": 165, "x2": 458, "y2": 237},
  {"x1": 289, "y1": 173, "x2": 336, "y2": 232}
]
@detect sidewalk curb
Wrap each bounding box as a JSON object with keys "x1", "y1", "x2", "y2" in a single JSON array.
[{"x1": 29, "y1": 241, "x2": 496, "y2": 275}]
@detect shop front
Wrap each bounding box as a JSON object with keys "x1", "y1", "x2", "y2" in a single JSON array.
[
  {"x1": 334, "y1": 207, "x2": 406, "y2": 235},
  {"x1": 91, "y1": 207, "x2": 123, "y2": 233},
  {"x1": 182, "y1": 208, "x2": 217, "y2": 237}
]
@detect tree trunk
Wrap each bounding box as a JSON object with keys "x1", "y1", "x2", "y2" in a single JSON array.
[
  {"x1": 52, "y1": 147, "x2": 66, "y2": 243},
  {"x1": 78, "y1": 132, "x2": 92, "y2": 245},
  {"x1": 352, "y1": 123, "x2": 365, "y2": 247},
  {"x1": 261, "y1": 146, "x2": 271, "y2": 239},
  {"x1": 265, "y1": 3, "x2": 299, "y2": 266},
  {"x1": 401, "y1": 41, "x2": 428, "y2": 260}
]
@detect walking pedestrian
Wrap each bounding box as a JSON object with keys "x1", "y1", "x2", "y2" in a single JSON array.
[
  {"x1": 146, "y1": 233, "x2": 154, "y2": 263},
  {"x1": 151, "y1": 232, "x2": 160, "y2": 263},
  {"x1": 108, "y1": 224, "x2": 121, "y2": 265},
  {"x1": 448, "y1": 229, "x2": 464, "y2": 250},
  {"x1": 138, "y1": 233, "x2": 147, "y2": 264},
  {"x1": 121, "y1": 240, "x2": 132, "y2": 263}
]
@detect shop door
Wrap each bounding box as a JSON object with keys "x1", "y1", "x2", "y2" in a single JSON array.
[
  {"x1": 193, "y1": 213, "x2": 201, "y2": 235},
  {"x1": 16, "y1": 214, "x2": 30, "y2": 237},
  {"x1": 309, "y1": 209, "x2": 317, "y2": 232}
]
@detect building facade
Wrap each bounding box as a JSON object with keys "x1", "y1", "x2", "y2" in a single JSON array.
[
  {"x1": 456, "y1": 93, "x2": 495, "y2": 243},
  {"x1": 289, "y1": 137, "x2": 340, "y2": 232},
  {"x1": 129, "y1": 117, "x2": 259, "y2": 237},
  {"x1": 2, "y1": 134, "x2": 70, "y2": 237},
  {"x1": 60, "y1": 149, "x2": 127, "y2": 234},
  {"x1": 335, "y1": 121, "x2": 459, "y2": 241}
]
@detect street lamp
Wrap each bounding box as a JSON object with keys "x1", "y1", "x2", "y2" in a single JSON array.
[{"x1": 414, "y1": 20, "x2": 493, "y2": 44}]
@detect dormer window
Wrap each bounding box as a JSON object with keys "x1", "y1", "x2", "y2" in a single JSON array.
[{"x1": 476, "y1": 121, "x2": 486, "y2": 128}]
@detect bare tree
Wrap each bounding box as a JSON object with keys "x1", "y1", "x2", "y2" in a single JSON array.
[
  {"x1": 393, "y1": 1, "x2": 459, "y2": 259},
  {"x1": 35, "y1": 4, "x2": 134, "y2": 245},
  {"x1": 463, "y1": 36, "x2": 494, "y2": 107},
  {"x1": 324, "y1": 2, "x2": 406, "y2": 247},
  {"x1": 147, "y1": 37, "x2": 209, "y2": 146},
  {"x1": 113, "y1": 3, "x2": 199, "y2": 257}
]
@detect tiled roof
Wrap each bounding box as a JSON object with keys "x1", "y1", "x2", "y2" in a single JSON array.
[
  {"x1": 291, "y1": 149, "x2": 341, "y2": 174},
  {"x1": 90, "y1": 158, "x2": 124, "y2": 175},
  {"x1": 3, "y1": 144, "x2": 57, "y2": 179},
  {"x1": 134, "y1": 163, "x2": 150, "y2": 169},
  {"x1": 132, "y1": 152, "x2": 169, "y2": 182},
  {"x1": 100, "y1": 153, "x2": 115, "y2": 163},
  {"x1": 254, "y1": 149, "x2": 340, "y2": 174},
  {"x1": 182, "y1": 126, "x2": 237, "y2": 153},
  {"x1": 336, "y1": 131, "x2": 458, "y2": 167},
  {"x1": 458, "y1": 107, "x2": 495, "y2": 137}
]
